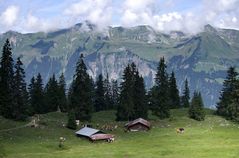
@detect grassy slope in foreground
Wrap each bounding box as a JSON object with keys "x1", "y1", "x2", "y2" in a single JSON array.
[{"x1": 0, "y1": 109, "x2": 239, "y2": 158}]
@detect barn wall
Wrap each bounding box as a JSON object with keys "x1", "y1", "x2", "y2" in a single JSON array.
[{"x1": 128, "y1": 123, "x2": 149, "y2": 131}]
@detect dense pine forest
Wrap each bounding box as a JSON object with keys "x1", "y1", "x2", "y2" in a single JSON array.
[{"x1": 0, "y1": 38, "x2": 238, "y2": 124}]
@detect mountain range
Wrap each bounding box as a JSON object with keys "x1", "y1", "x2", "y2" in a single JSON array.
[{"x1": 0, "y1": 22, "x2": 239, "y2": 108}]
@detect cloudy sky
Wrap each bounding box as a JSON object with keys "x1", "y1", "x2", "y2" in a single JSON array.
[{"x1": 0, "y1": 0, "x2": 239, "y2": 33}]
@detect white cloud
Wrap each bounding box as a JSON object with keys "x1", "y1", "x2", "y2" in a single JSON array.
[
  {"x1": 123, "y1": 0, "x2": 153, "y2": 12},
  {"x1": 120, "y1": 0, "x2": 190, "y2": 32},
  {"x1": 232, "y1": 17, "x2": 237, "y2": 23},
  {"x1": 1, "y1": 0, "x2": 239, "y2": 34},
  {"x1": 64, "y1": 0, "x2": 112, "y2": 31},
  {"x1": 201, "y1": 0, "x2": 239, "y2": 30},
  {"x1": 0, "y1": 5, "x2": 19, "y2": 27},
  {"x1": 23, "y1": 14, "x2": 60, "y2": 33},
  {"x1": 119, "y1": 0, "x2": 239, "y2": 33},
  {"x1": 121, "y1": 0, "x2": 154, "y2": 27},
  {"x1": 203, "y1": 0, "x2": 239, "y2": 12}
]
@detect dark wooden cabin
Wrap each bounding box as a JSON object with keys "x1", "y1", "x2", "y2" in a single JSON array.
[{"x1": 125, "y1": 118, "x2": 151, "y2": 131}]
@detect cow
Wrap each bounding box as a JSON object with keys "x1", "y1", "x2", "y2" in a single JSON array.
[
  {"x1": 176, "y1": 128, "x2": 185, "y2": 134},
  {"x1": 107, "y1": 137, "x2": 115, "y2": 143}
]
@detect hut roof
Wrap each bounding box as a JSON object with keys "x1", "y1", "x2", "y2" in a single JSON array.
[
  {"x1": 125, "y1": 118, "x2": 151, "y2": 128},
  {"x1": 75, "y1": 127, "x2": 102, "y2": 137},
  {"x1": 90, "y1": 134, "x2": 114, "y2": 141}
]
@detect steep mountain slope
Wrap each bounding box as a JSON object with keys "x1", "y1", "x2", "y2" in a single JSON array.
[{"x1": 0, "y1": 23, "x2": 238, "y2": 107}]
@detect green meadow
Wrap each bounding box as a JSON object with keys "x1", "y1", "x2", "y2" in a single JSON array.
[{"x1": 1, "y1": 109, "x2": 239, "y2": 158}]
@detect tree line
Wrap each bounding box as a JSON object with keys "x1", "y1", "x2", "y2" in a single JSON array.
[
  {"x1": 0, "y1": 39, "x2": 205, "y2": 125},
  {"x1": 217, "y1": 67, "x2": 239, "y2": 121}
]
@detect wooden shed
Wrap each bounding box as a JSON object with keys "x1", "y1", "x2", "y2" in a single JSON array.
[{"x1": 125, "y1": 118, "x2": 151, "y2": 131}]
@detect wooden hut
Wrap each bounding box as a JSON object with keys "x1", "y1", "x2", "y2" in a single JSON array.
[{"x1": 125, "y1": 118, "x2": 151, "y2": 131}]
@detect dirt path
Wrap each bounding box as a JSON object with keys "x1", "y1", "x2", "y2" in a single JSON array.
[
  {"x1": 0, "y1": 123, "x2": 31, "y2": 133},
  {"x1": 0, "y1": 117, "x2": 38, "y2": 133}
]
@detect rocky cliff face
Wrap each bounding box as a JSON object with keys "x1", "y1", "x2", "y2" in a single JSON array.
[{"x1": 0, "y1": 23, "x2": 239, "y2": 107}]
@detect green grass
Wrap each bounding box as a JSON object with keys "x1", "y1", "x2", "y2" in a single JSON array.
[{"x1": 1, "y1": 109, "x2": 239, "y2": 158}]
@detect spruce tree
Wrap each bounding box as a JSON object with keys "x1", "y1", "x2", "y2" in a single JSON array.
[
  {"x1": 133, "y1": 71, "x2": 148, "y2": 119},
  {"x1": 189, "y1": 91, "x2": 205, "y2": 121},
  {"x1": 168, "y1": 71, "x2": 180, "y2": 109},
  {"x1": 111, "y1": 79, "x2": 119, "y2": 109},
  {"x1": 69, "y1": 54, "x2": 93, "y2": 121},
  {"x1": 67, "y1": 111, "x2": 77, "y2": 130},
  {"x1": 116, "y1": 63, "x2": 147, "y2": 121},
  {"x1": 0, "y1": 39, "x2": 15, "y2": 119},
  {"x1": 182, "y1": 79, "x2": 190, "y2": 108},
  {"x1": 104, "y1": 74, "x2": 113, "y2": 110},
  {"x1": 94, "y1": 74, "x2": 105, "y2": 112},
  {"x1": 148, "y1": 86, "x2": 157, "y2": 110},
  {"x1": 28, "y1": 76, "x2": 36, "y2": 115},
  {"x1": 31, "y1": 73, "x2": 45, "y2": 114},
  {"x1": 227, "y1": 79, "x2": 239, "y2": 121},
  {"x1": 116, "y1": 64, "x2": 134, "y2": 121},
  {"x1": 58, "y1": 73, "x2": 67, "y2": 112},
  {"x1": 67, "y1": 81, "x2": 74, "y2": 110},
  {"x1": 217, "y1": 67, "x2": 238, "y2": 118},
  {"x1": 151, "y1": 57, "x2": 170, "y2": 119},
  {"x1": 44, "y1": 74, "x2": 58, "y2": 112},
  {"x1": 12, "y1": 57, "x2": 28, "y2": 120}
]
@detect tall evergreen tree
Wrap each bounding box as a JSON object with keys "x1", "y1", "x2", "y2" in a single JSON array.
[
  {"x1": 116, "y1": 64, "x2": 135, "y2": 121},
  {"x1": 0, "y1": 39, "x2": 15, "y2": 118},
  {"x1": 12, "y1": 57, "x2": 28, "y2": 120},
  {"x1": 94, "y1": 74, "x2": 105, "y2": 112},
  {"x1": 111, "y1": 79, "x2": 119, "y2": 109},
  {"x1": 104, "y1": 74, "x2": 113, "y2": 110},
  {"x1": 30, "y1": 73, "x2": 45, "y2": 114},
  {"x1": 168, "y1": 71, "x2": 180, "y2": 109},
  {"x1": 217, "y1": 67, "x2": 238, "y2": 118},
  {"x1": 148, "y1": 86, "x2": 157, "y2": 110},
  {"x1": 151, "y1": 57, "x2": 170, "y2": 119},
  {"x1": 181, "y1": 79, "x2": 190, "y2": 108},
  {"x1": 133, "y1": 71, "x2": 148, "y2": 119},
  {"x1": 67, "y1": 111, "x2": 77, "y2": 130},
  {"x1": 44, "y1": 74, "x2": 58, "y2": 112},
  {"x1": 226, "y1": 84, "x2": 239, "y2": 121},
  {"x1": 116, "y1": 63, "x2": 147, "y2": 121},
  {"x1": 189, "y1": 91, "x2": 205, "y2": 121},
  {"x1": 67, "y1": 81, "x2": 74, "y2": 110},
  {"x1": 28, "y1": 76, "x2": 36, "y2": 115},
  {"x1": 58, "y1": 73, "x2": 67, "y2": 112},
  {"x1": 69, "y1": 54, "x2": 93, "y2": 121}
]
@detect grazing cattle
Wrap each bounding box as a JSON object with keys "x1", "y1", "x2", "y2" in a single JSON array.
[
  {"x1": 176, "y1": 128, "x2": 185, "y2": 134},
  {"x1": 107, "y1": 137, "x2": 115, "y2": 143}
]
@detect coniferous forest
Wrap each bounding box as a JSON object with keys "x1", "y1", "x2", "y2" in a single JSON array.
[{"x1": 2, "y1": 38, "x2": 238, "y2": 122}]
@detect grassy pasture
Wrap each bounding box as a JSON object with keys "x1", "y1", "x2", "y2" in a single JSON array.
[{"x1": 1, "y1": 109, "x2": 239, "y2": 158}]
